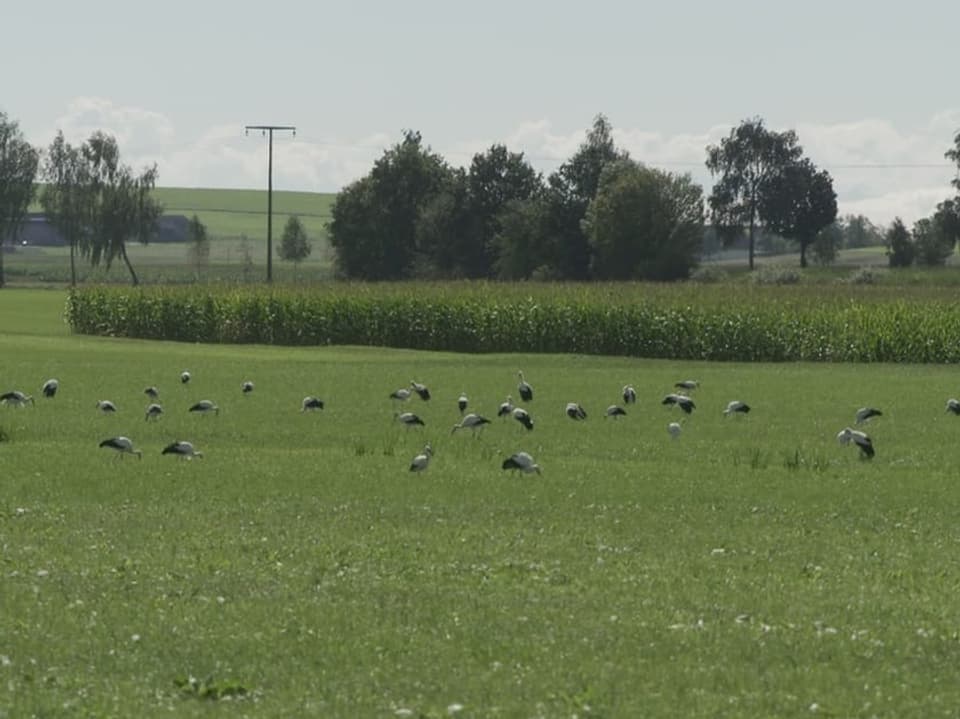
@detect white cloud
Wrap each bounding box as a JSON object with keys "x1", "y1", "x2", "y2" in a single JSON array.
[{"x1": 33, "y1": 98, "x2": 960, "y2": 226}]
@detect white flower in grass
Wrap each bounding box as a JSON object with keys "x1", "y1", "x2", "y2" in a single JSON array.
[{"x1": 447, "y1": 704, "x2": 464, "y2": 715}]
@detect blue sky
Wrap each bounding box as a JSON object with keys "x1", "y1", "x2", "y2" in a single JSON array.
[{"x1": 5, "y1": 0, "x2": 958, "y2": 224}]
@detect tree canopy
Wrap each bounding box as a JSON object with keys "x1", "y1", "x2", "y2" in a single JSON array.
[
  {"x1": 0, "y1": 111, "x2": 40, "y2": 288},
  {"x1": 278, "y1": 215, "x2": 312, "y2": 267}
]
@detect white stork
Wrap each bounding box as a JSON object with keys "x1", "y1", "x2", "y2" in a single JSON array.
[
  {"x1": 855, "y1": 407, "x2": 882, "y2": 425},
  {"x1": 502, "y1": 451, "x2": 541, "y2": 475},
  {"x1": 411, "y1": 380, "x2": 431, "y2": 401},
  {"x1": 605, "y1": 405, "x2": 627, "y2": 419},
  {"x1": 189, "y1": 399, "x2": 219, "y2": 416},
  {"x1": 301, "y1": 396, "x2": 325, "y2": 412},
  {"x1": 622, "y1": 385, "x2": 637, "y2": 405},
  {"x1": 662, "y1": 393, "x2": 695, "y2": 414},
  {"x1": 390, "y1": 388, "x2": 412, "y2": 403},
  {"x1": 946, "y1": 398, "x2": 960, "y2": 415},
  {"x1": 668, "y1": 422, "x2": 682, "y2": 439},
  {"x1": 675, "y1": 380, "x2": 699, "y2": 391},
  {"x1": 457, "y1": 392, "x2": 468, "y2": 415},
  {"x1": 837, "y1": 427, "x2": 875, "y2": 458},
  {"x1": 397, "y1": 411, "x2": 425, "y2": 427},
  {"x1": 145, "y1": 403, "x2": 163, "y2": 421},
  {"x1": 1, "y1": 391, "x2": 34, "y2": 407},
  {"x1": 96, "y1": 399, "x2": 117, "y2": 414},
  {"x1": 497, "y1": 395, "x2": 515, "y2": 418},
  {"x1": 180, "y1": 371, "x2": 191, "y2": 384},
  {"x1": 451, "y1": 413, "x2": 491, "y2": 436},
  {"x1": 517, "y1": 371, "x2": 533, "y2": 402},
  {"x1": 144, "y1": 386, "x2": 160, "y2": 399},
  {"x1": 565, "y1": 402, "x2": 587, "y2": 420},
  {"x1": 242, "y1": 381, "x2": 254, "y2": 395},
  {"x1": 409, "y1": 443, "x2": 432, "y2": 472},
  {"x1": 512, "y1": 406, "x2": 534, "y2": 431},
  {"x1": 162, "y1": 440, "x2": 204, "y2": 459},
  {"x1": 723, "y1": 400, "x2": 751, "y2": 416},
  {"x1": 41, "y1": 379, "x2": 59, "y2": 398},
  {"x1": 99, "y1": 436, "x2": 142, "y2": 459}
]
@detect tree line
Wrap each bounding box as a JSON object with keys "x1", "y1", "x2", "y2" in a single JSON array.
[{"x1": 2, "y1": 109, "x2": 960, "y2": 287}]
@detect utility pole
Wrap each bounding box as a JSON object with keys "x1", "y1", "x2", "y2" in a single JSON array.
[{"x1": 245, "y1": 124, "x2": 296, "y2": 283}]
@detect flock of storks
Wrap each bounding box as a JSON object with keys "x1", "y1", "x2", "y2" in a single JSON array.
[{"x1": 8, "y1": 369, "x2": 960, "y2": 468}]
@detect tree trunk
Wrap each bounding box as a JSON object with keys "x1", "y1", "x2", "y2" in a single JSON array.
[
  {"x1": 800, "y1": 241, "x2": 808, "y2": 268},
  {"x1": 0, "y1": 241, "x2": 5, "y2": 288},
  {"x1": 748, "y1": 217, "x2": 756, "y2": 271},
  {"x1": 119, "y1": 244, "x2": 139, "y2": 286},
  {"x1": 69, "y1": 242, "x2": 77, "y2": 287}
]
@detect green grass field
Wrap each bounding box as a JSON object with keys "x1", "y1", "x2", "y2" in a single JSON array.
[{"x1": 3, "y1": 290, "x2": 960, "y2": 717}]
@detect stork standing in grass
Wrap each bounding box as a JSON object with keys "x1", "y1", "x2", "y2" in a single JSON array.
[
  {"x1": 855, "y1": 407, "x2": 882, "y2": 425},
  {"x1": 457, "y1": 392, "x2": 469, "y2": 415},
  {"x1": 662, "y1": 393, "x2": 695, "y2": 414},
  {"x1": 409, "y1": 443, "x2": 433, "y2": 472},
  {"x1": 947, "y1": 398, "x2": 960, "y2": 415},
  {"x1": 397, "y1": 411, "x2": 425, "y2": 427},
  {"x1": 242, "y1": 381, "x2": 254, "y2": 395},
  {"x1": 502, "y1": 451, "x2": 541, "y2": 475},
  {"x1": 517, "y1": 371, "x2": 533, "y2": 402},
  {"x1": 723, "y1": 400, "x2": 751, "y2": 416},
  {"x1": 566, "y1": 402, "x2": 587, "y2": 420},
  {"x1": 99, "y1": 436, "x2": 142, "y2": 459},
  {"x1": 837, "y1": 427, "x2": 875, "y2": 458},
  {"x1": 145, "y1": 403, "x2": 163, "y2": 421},
  {"x1": 41, "y1": 379, "x2": 59, "y2": 398},
  {"x1": 497, "y1": 395, "x2": 514, "y2": 418},
  {"x1": 605, "y1": 405, "x2": 627, "y2": 419},
  {"x1": 622, "y1": 385, "x2": 637, "y2": 405},
  {"x1": 390, "y1": 388, "x2": 412, "y2": 404},
  {"x1": 1, "y1": 391, "x2": 34, "y2": 407},
  {"x1": 512, "y1": 406, "x2": 534, "y2": 431},
  {"x1": 96, "y1": 400, "x2": 117, "y2": 414},
  {"x1": 411, "y1": 381, "x2": 431, "y2": 401},
  {"x1": 162, "y1": 440, "x2": 203, "y2": 459},
  {"x1": 180, "y1": 371, "x2": 191, "y2": 384},
  {"x1": 189, "y1": 400, "x2": 219, "y2": 416},
  {"x1": 301, "y1": 396, "x2": 325, "y2": 412},
  {"x1": 452, "y1": 413, "x2": 491, "y2": 436},
  {"x1": 675, "y1": 380, "x2": 699, "y2": 391},
  {"x1": 668, "y1": 422, "x2": 682, "y2": 439},
  {"x1": 144, "y1": 386, "x2": 159, "y2": 400}
]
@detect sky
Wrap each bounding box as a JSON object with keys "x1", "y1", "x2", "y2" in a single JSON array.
[{"x1": 4, "y1": 0, "x2": 959, "y2": 225}]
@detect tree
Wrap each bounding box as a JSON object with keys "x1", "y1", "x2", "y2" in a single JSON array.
[
  {"x1": 413, "y1": 170, "x2": 469, "y2": 277},
  {"x1": 841, "y1": 214, "x2": 884, "y2": 248},
  {"x1": 493, "y1": 198, "x2": 549, "y2": 280},
  {"x1": 705, "y1": 117, "x2": 802, "y2": 270},
  {"x1": 0, "y1": 112, "x2": 40, "y2": 288},
  {"x1": 41, "y1": 132, "x2": 92, "y2": 286},
  {"x1": 885, "y1": 217, "x2": 914, "y2": 268},
  {"x1": 912, "y1": 217, "x2": 952, "y2": 266},
  {"x1": 810, "y1": 222, "x2": 843, "y2": 266},
  {"x1": 458, "y1": 145, "x2": 542, "y2": 277},
  {"x1": 186, "y1": 214, "x2": 210, "y2": 274},
  {"x1": 946, "y1": 130, "x2": 960, "y2": 193},
  {"x1": 278, "y1": 215, "x2": 312, "y2": 271},
  {"x1": 760, "y1": 158, "x2": 837, "y2": 268},
  {"x1": 328, "y1": 131, "x2": 453, "y2": 279},
  {"x1": 542, "y1": 114, "x2": 628, "y2": 279},
  {"x1": 583, "y1": 160, "x2": 704, "y2": 280},
  {"x1": 82, "y1": 132, "x2": 163, "y2": 285}
]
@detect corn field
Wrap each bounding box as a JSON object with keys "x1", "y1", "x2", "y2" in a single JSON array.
[{"x1": 65, "y1": 282, "x2": 960, "y2": 363}]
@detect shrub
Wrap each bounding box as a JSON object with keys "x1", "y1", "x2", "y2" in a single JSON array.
[
  {"x1": 689, "y1": 265, "x2": 727, "y2": 283},
  {"x1": 750, "y1": 265, "x2": 801, "y2": 285}
]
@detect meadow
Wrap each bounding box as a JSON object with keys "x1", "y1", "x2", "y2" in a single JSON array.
[{"x1": 3, "y1": 289, "x2": 960, "y2": 717}]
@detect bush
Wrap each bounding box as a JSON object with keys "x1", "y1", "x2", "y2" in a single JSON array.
[
  {"x1": 689, "y1": 265, "x2": 727, "y2": 283},
  {"x1": 750, "y1": 265, "x2": 801, "y2": 285},
  {"x1": 845, "y1": 267, "x2": 885, "y2": 285}
]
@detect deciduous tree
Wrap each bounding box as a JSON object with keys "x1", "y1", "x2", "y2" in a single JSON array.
[
  {"x1": 0, "y1": 112, "x2": 40, "y2": 288},
  {"x1": 760, "y1": 158, "x2": 838, "y2": 268},
  {"x1": 186, "y1": 214, "x2": 210, "y2": 274},
  {"x1": 705, "y1": 117, "x2": 802, "y2": 270},
  {"x1": 278, "y1": 215, "x2": 312, "y2": 271},
  {"x1": 41, "y1": 131, "x2": 92, "y2": 286},
  {"x1": 885, "y1": 217, "x2": 914, "y2": 268}
]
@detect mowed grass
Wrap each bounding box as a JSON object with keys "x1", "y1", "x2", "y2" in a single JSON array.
[{"x1": 3, "y1": 291, "x2": 960, "y2": 717}]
